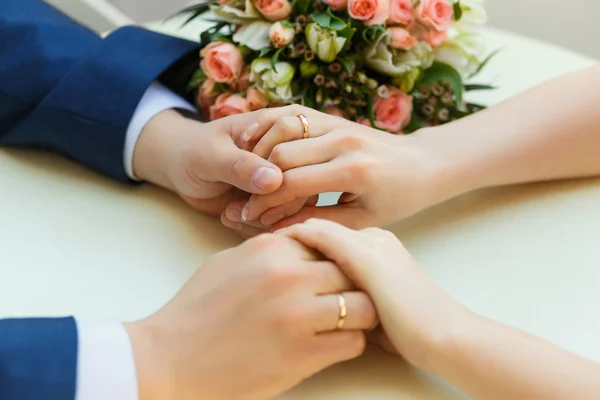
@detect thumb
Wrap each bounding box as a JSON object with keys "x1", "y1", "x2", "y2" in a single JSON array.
[
  {"x1": 273, "y1": 205, "x2": 370, "y2": 230},
  {"x1": 217, "y1": 146, "x2": 283, "y2": 194}
]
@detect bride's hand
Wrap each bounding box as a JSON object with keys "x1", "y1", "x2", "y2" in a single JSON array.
[
  {"x1": 277, "y1": 219, "x2": 473, "y2": 368},
  {"x1": 228, "y1": 111, "x2": 446, "y2": 231}
]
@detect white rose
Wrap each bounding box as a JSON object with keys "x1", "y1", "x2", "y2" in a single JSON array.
[
  {"x1": 250, "y1": 58, "x2": 296, "y2": 100},
  {"x1": 305, "y1": 23, "x2": 346, "y2": 63},
  {"x1": 365, "y1": 34, "x2": 435, "y2": 77},
  {"x1": 436, "y1": 29, "x2": 485, "y2": 77}
]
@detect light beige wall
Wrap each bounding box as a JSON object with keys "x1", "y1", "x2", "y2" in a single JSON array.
[{"x1": 485, "y1": 0, "x2": 600, "y2": 59}]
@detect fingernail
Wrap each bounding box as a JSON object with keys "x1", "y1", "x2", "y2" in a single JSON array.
[
  {"x1": 242, "y1": 122, "x2": 260, "y2": 142},
  {"x1": 241, "y1": 203, "x2": 250, "y2": 221},
  {"x1": 226, "y1": 207, "x2": 243, "y2": 223},
  {"x1": 263, "y1": 214, "x2": 285, "y2": 226},
  {"x1": 252, "y1": 166, "x2": 279, "y2": 191}
]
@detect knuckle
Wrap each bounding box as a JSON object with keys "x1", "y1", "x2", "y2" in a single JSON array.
[
  {"x1": 337, "y1": 133, "x2": 366, "y2": 151},
  {"x1": 274, "y1": 304, "x2": 312, "y2": 335},
  {"x1": 347, "y1": 157, "x2": 376, "y2": 183},
  {"x1": 269, "y1": 144, "x2": 286, "y2": 164}
]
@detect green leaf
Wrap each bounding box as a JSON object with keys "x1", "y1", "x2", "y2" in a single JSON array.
[
  {"x1": 367, "y1": 92, "x2": 376, "y2": 128},
  {"x1": 259, "y1": 47, "x2": 272, "y2": 57},
  {"x1": 338, "y1": 27, "x2": 356, "y2": 51},
  {"x1": 420, "y1": 62, "x2": 464, "y2": 105},
  {"x1": 338, "y1": 57, "x2": 352, "y2": 73},
  {"x1": 362, "y1": 25, "x2": 385, "y2": 44},
  {"x1": 271, "y1": 47, "x2": 286, "y2": 71},
  {"x1": 464, "y1": 83, "x2": 496, "y2": 91},
  {"x1": 293, "y1": 0, "x2": 312, "y2": 14},
  {"x1": 469, "y1": 49, "x2": 502, "y2": 78},
  {"x1": 312, "y1": 7, "x2": 347, "y2": 30},
  {"x1": 166, "y1": 1, "x2": 215, "y2": 23},
  {"x1": 453, "y1": 2, "x2": 463, "y2": 21},
  {"x1": 188, "y1": 68, "x2": 206, "y2": 89},
  {"x1": 404, "y1": 113, "x2": 427, "y2": 134}
]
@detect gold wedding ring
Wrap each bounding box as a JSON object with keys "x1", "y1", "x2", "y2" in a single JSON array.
[
  {"x1": 336, "y1": 294, "x2": 347, "y2": 330},
  {"x1": 297, "y1": 114, "x2": 309, "y2": 139}
]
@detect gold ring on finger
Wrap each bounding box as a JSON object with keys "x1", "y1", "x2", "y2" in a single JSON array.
[
  {"x1": 297, "y1": 114, "x2": 309, "y2": 139},
  {"x1": 336, "y1": 293, "x2": 347, "y2": 330}
]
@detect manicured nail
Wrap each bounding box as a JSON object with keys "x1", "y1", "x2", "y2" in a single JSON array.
[
  {"x1": 252, "y1": 166, "x2": 279, "y2": 191},
  {"x1": 225, "y1": 207, "x2": 243, "y2": 223},
  {"x1": 241, "y1": 203, "x2": 251, "y2": 221},
  {"x1": 263, "y1": 214, "x2": 285, "y2": 226},
  {"x1": 242, "y1": 122, "x2": 260, "y2": 142}
]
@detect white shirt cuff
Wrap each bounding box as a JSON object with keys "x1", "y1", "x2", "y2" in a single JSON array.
[
  {"x1": 75, "y1": 320, "x2": 138, "y2": 400},
  {"x1": 124, "y1": 81, "x2": 196, "y2": 180}
]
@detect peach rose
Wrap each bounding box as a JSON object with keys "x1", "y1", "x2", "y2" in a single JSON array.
[
  {"x1": 200, "y1": 42, "x2": 243, "y2": 84},
  {"x1": 415, "y1": 0, "x2": 453, "y2": 31},
  {"x1": 387, "y1": 0, "x2": 414, "y2": 26},
  {"x1": 254, "y1": 0, "x2": 292, "y2": 21},
  {"x1": 197, "y1": 78, "x2": 218, "y2": 107},
  {"x1": 269, "y1": 21, "x2": 295, "y2": 48},
  {"x1": 423, "y1": 28, "x2": 447, "y2": 47},
  {"x1": 388, "y1": 27, "x2": 418, "y2": 50},
  {"x1": 374, "y1": 87, "x2": 413, "y2": 132},
  {"x1": 247, "y1": 88, "x2": 269, "y2": 110},
  {"x1": 324, "y1": 0, "x2": 348, "y2": 11},
  {"x1": 348, "y1": 0, "x2": 389, "y2": 26},
  {"x1": 210, "y1": 93, "x2": 250, "y2": 120},
  {"x1": 235, "y1": 66, "x2": 251, "y2": 91}
]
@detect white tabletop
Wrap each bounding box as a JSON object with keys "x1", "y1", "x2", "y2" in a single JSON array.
[{"x1": 1, "y1": 22, "x2": 599, "y2": 399}]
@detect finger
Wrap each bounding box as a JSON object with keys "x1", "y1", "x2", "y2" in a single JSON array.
[
  {"x1": 307, "y1": 260, "x2": 355, "y2": 294},
  {"x1": 276, "y1": 219, "x2": 362, "y2": 275},
  {"x1": 267, "y1": 134, "x2": 342, "y2": 172},
  {"x1": 313, "y1": 291, "x2": 378, "y2": 332},
  {"x1": 311, "y1": 331, "x2": 367, "y2": 368},
  {"x1": 227, "y1": 105, "x2": 321, "y2": 147},
  {"x1": 225, "y1": 203, "x2": 270, "y2": 228},
  {"x1": 273, "y1": 205, "x2": 371, "y2": 230},
  {"x1": 221, "y1": 213, "x2": 269, "y2": 237},
  {"x1": 253, "y1": 114, "x2": 342, "y2": 160},
  {"x1": 242, "y1": 161, "x2": 354, "y2": 221},
  {"x1": 217, "y1": 145, "x2": 283, "y2": 194},
  {"x1": 259, "y1": 197, "x2": 306, "y2": 226},
  {"x1": 367, "y1": 327, "x2": 399, "y2": 355}
]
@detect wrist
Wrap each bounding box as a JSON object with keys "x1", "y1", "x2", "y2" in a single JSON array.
[
  {"x1": 124, "y1": 320, "x2": 174, "y2": 400},
  {"x1": 133, "y1": 109, "x2": 193, "y2": 192},
  {"x1": 408, "y1": 126, "x2": 484, "y2": 204}
]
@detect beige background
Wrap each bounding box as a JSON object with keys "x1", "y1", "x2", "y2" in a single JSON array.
[{"x1": 47, "y1": 0, "x2": 600, "y2": 58}]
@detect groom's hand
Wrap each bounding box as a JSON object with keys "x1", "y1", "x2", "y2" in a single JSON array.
[{"x1": 131, "y1": 108, "x2": 293, "y2": 215}]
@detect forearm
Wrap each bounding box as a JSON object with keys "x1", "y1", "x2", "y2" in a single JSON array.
[
  {"x1": 414, "y1": 65, "x2": 600, "y2": 202},
  {"x1": 428, "y1": 314, "x2": 600, "y2": 399}
]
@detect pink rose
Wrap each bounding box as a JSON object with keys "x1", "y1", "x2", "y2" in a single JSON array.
[
  {"x1": 235, "y1": 66, "x2": 251, "y2": 91},
  {"x1": 200, "y1": 42, "x2": 243, "y2": 84},
  {"x1": 324, "y1": 0, "x2": 348, "y2": 11},
  {"x1": 197, "y1": 78, "x2": 218, "y2": 108},
  {"x1": 325, "y1": 106, "x2": 346, "y2": 118},
  {"x1": 423, "y1": 28, "x2": 447, "y2": 47},
  {"x1": 269, "y1": 21, "x2": 295, "y2": 48},
  {"x1": 374, "y1": 87, "x2": 413, "y2": 132},
  {"x1": 348, "y1": 0, "x2": 389, "y2": 26},
  {"x1": 387, "y1": 0, "x2": 414, "y2": 26},
  {"x1": 415, "y1": 0, "x2": 453, "y2": 31},
  {"x1": 247, "y1": 88, "x2": 269, "y2": 111},
  {"x1": 254, "y1": 0, "x2": 292, "y2": 21},
  {"x1": 209, "y1": 93, "x2": 250, "y2": 120},
  {"x1": 388, "y1": 27, "x2": 418, "y2": 50}
]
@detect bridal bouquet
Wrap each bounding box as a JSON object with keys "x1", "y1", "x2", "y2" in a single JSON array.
[{"x1": 179, "y1": 0, "x2": 493, "y2": 133}]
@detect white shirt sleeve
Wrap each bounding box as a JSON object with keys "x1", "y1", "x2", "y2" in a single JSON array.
[
  {"x1": 124, "y1": 81, "x2": 196, "y2": 180},
  {"x1": 75, "y1": 320, "x2": 139, "y2": 400}
]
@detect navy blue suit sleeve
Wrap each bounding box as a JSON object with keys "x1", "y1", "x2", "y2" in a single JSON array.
[
  {"x1": 0, "y1": 0, "x2": 201, "y2": 182},
  {"x1": 0, "y1": 317, "x2": 78, "y2": 400}
]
